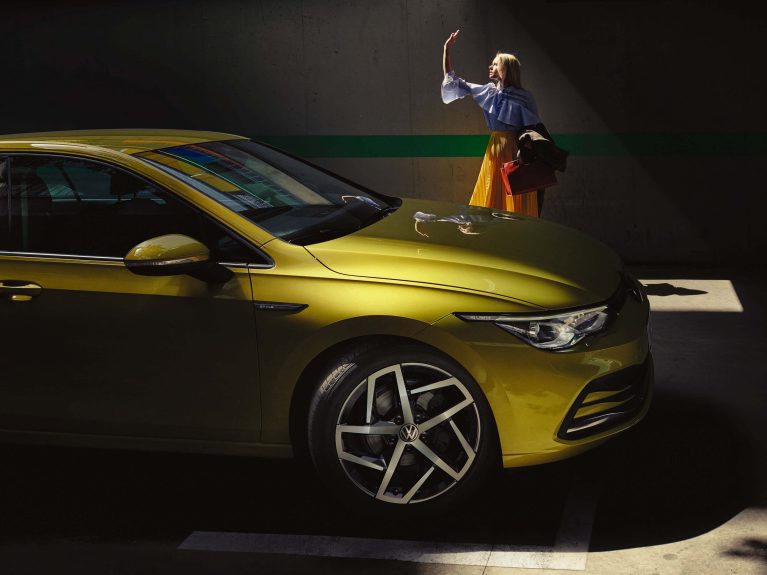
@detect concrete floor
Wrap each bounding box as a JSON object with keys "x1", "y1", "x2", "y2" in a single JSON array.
[{"x1": 1, "y1": 266, "x2": 765, "y2": 574}]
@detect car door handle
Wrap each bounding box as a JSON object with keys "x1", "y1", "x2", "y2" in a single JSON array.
[{"x1": 0, "y1": 280, "x2": 43, "y2": 301}]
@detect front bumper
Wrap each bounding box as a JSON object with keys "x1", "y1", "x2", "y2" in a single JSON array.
[
  {"x1": 558, "y1": 353, "x2": 653, "y2": 440},
  {"x1": 426, "y1": 277, "x2": 653, "y2": 468}
]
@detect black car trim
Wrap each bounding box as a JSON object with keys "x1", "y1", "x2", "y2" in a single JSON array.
[
  {"x1": 557, "y1": 353, "x2": 652, "y2": 441},
  {"x1": 253, "y1": 301, "x2": 308, "y2": 312}
]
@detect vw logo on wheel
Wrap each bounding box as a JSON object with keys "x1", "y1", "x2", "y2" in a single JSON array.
[{"x1": 399, "y1": 423, "x2": 420, "y2": 443}]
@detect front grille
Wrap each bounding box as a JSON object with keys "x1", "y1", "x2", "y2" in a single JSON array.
[{"x1": 558, "y1": 354, "x2": 652, "y2": 440}]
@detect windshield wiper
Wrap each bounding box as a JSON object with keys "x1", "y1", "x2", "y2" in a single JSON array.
[{"x1": 284, "y1": 226, "x2": 349, "y2": 245}]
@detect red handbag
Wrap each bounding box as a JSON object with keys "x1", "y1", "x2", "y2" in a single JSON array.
[{"x1": 501, "y1": 159, "x2": 558, "y2": 196}]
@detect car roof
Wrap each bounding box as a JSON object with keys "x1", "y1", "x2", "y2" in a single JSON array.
[{"x1": 0, "y1": 129, "x2": 248, "y2": 155}]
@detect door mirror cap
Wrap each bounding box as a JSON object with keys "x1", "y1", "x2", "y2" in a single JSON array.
[{"x1": 124, "y1": 234, "x2": 233, "y2": 283}]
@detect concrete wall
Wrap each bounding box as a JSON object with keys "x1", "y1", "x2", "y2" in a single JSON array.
[{"x1": 2, "y1": 1, "x2": 764, "y2": 265}]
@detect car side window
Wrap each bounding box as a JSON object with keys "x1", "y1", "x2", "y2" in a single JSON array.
[{"x1": 8, "y1": 155, "x2": 264, "y2": 263}]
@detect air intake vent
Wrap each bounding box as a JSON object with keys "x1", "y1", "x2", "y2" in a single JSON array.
[{"x1": 558, "y1": 354, "x2": 652, "y2": 440}]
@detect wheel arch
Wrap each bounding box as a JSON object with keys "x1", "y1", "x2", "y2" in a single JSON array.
[
  {"x1": 288, "y1": 334, "x2": 423, "y2": 463},
  {"x1": 287, "y1": 328, "x2": 503, "y2": 465}
]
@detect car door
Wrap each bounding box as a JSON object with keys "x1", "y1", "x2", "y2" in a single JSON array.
[{"x1": 0, "y1": 153, "x2": 264, "y2": 443}]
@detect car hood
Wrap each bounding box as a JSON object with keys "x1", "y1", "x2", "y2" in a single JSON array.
[{"x1": 304, "y1": 199, "x2": 623, "y2": 310}]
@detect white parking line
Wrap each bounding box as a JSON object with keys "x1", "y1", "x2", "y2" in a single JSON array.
[
  {"x1": 178, "y1": 475, "x2": 599, "y2": 570},
  {"x1": 489, "y1": 475, "x2": 600, "y2": 570},
  {"x1": 180, "y1": 532, "x2": 491, "y2": 565}
]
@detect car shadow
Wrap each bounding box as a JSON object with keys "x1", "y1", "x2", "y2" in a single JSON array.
[
  {"x1": 586, "y1": 388, "x2": 751, "y2": 551},
  {"x1": 0, "y1": 387, "x2": 750, "y2": 553},
  {"x1": 0, "y1": 438, "x2": 574, "y2": 547},
  {"x1": 0, "y1": 389, "x2": 757, "y2": 557}
]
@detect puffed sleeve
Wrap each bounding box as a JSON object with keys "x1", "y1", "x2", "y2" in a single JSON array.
[
  {"x1": 441, "y1": 71, "x2": 473, "y2": 103},
  {"x1": 473, "y1": 86, "x2": 542, "y2": 127}
]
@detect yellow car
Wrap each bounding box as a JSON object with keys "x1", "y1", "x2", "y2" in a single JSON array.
[{"x1": 0, "y1": 129, "x2": 651, "y2": 513}]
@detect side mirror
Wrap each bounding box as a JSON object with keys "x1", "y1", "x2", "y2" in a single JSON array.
[{"x1": 124, "y1": 234, "x2": 233, "y2": 283}]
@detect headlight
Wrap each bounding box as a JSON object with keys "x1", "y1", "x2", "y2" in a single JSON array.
[{"x1": 455, "y1": 306, "x2": 610, "y2": 351}]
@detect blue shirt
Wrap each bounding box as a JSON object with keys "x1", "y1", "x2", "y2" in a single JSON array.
[{"x1": 441, "y1": 71, "x2": 541, "y2": 131}]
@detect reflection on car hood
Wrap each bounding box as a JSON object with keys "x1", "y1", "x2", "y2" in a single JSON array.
[{"x1": 304, "y1": 199, "x2": 622, "y2": 310}]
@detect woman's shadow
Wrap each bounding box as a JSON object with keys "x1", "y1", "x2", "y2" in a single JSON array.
[{"x1": 642, "y1": 283, "x2": 707, "y2": 297}]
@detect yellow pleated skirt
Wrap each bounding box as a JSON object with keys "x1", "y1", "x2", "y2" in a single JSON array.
[{"x1": 468, "y1": 130, "x2": 539, "y2": 217}]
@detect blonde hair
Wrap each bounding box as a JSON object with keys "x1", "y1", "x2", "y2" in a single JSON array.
[{"x1": 496, "y1": 52, "x2": 522, "y2": 89}]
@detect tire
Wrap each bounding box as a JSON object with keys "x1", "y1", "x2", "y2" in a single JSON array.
[{"x1": 307, "y1": 343, "x2": 499, "y2": 516}]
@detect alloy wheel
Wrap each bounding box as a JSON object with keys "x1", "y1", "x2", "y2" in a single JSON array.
[{"x1": 334, "y1": 362, "x2": 481, "y2": 504}]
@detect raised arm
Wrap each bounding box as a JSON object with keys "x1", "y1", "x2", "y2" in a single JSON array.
[{"x1": 442, "y1": 29, "x2": 460, "y2": 76}]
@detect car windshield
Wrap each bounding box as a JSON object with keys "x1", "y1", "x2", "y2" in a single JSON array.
[{"x1": 136, "y1": 139, "x2": 400, "y2": 245}]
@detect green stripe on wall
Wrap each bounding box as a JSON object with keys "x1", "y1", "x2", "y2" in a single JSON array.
[{"x1": 258, "y1": 133, "x2": 767, "y2": 158}]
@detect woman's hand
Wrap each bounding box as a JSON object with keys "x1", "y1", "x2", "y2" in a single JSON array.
[
  {"x1": 443, "y1": 29, "x2": 460, "y2": 75},
  {"x1": 444, "y1": 29, "x2": 460, "y2": 49}
]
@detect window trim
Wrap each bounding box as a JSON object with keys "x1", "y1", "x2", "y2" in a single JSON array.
[
  {"x1": 0, "y1": 152, "x2": 274, "y2": 268},
  {"x1": 0, "y1": 155, "x2": 9, "y2": 250}
]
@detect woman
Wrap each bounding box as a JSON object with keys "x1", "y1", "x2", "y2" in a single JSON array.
[{"x1": 441, "y1": 30, "x2": 542, "y2": 216}]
